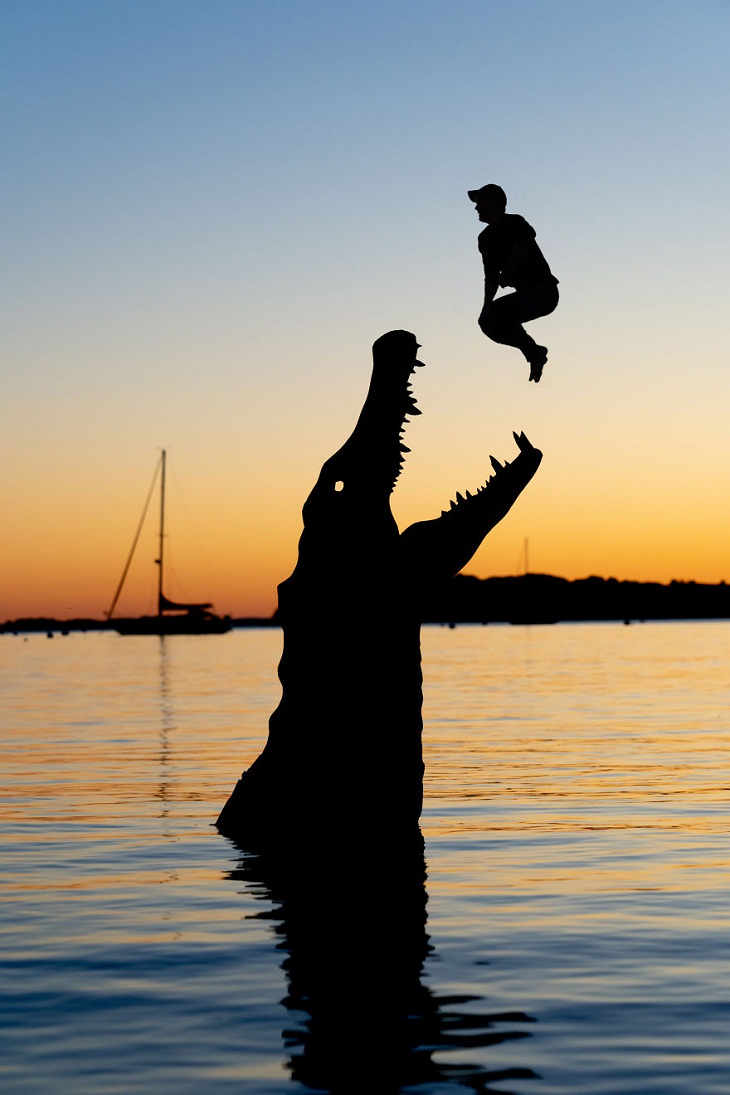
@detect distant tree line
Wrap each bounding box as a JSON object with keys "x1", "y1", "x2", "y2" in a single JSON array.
[{"x1": 420, "y1": 573, "x2": 730, "y2": 625}]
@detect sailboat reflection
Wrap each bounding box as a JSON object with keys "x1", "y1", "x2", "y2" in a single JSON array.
[
  {"x1": 225, "y1": 831, "x2": 538, "y2": 1094},
  {"x1": 156, "y1": 635, "x2": 175, "y2": 816}
]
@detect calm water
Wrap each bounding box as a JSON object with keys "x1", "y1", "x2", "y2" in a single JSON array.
[{"x1": 1, "y1": 622, "x2": 729, "y2": 1094}]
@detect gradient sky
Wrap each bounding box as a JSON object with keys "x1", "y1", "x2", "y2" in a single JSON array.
[{"x1": 3, "y1": 0, "x2": 730, "y2": 619}]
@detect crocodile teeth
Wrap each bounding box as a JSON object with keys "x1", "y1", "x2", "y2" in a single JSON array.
[{"x1": 489, "y1": 456, "x2": 503, "y2": 472}]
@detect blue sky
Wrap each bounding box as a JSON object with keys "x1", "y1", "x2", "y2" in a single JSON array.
[{"x1": 2, "y1": 1, "x2": 730, "y2": 616}]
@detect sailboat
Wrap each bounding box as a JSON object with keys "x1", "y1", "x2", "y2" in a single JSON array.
[{"x1": 107, "y1": 450, "x2": 232, "y2": 635}]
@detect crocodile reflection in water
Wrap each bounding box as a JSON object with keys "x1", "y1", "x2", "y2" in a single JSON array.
[
  {"x1": 227, "y1": 836, "x2": 539, "y2": 1094},
  {"x1": 217, "y1": 331, "x2": 542, "y2": 843}
]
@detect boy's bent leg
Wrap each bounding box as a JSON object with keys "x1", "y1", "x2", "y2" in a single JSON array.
[
  {"x1": 521, "y1": 284, "x2": 558, "y2": 380},
  {"x1": 480, "y1": 285, "x2": 557, "y2": 382},
  {"x1": 479, "y1": 293, "x2": 539, "y2": 358}
]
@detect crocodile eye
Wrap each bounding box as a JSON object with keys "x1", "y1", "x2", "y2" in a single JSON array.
[{"x1": 334, "y1": 481, "x2": 344, "y2": 492}]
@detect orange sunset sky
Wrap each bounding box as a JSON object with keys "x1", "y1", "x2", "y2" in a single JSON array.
[{"x1": 3, "y1": 1, "x2": 730, "y2": 621}]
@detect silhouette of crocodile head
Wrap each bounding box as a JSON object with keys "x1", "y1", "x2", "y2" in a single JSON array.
[
  {"x1": 297, "y1": 329, "x2": 542, "y2": 591},
  {"x1": 217, "y1": 331, "x2": 542, "y2": 843},
  {"x1": 301, "y1": 330, "x2": 424, "y2": 522}
]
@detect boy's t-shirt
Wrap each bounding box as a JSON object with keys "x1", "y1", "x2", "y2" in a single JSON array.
[{"x1": 478, "y1": 213, "x2": 558, "y2": 290}]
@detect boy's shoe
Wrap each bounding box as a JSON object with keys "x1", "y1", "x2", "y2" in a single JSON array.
[{"x1": 528, "y1": 345, "x2": 548, "y2": 383}]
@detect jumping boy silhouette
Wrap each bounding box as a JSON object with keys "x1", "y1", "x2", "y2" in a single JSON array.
[{"x1": 469, "y1": 184, "x2": 559, "y2": 382}]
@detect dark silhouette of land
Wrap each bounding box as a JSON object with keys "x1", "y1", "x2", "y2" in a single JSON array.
[
  {"x1": 421, "y1": 572, "x2": 730, "y2": 625},
  {"x1": 4, "y1": 576, "x2": 730, "y2": 635},
  {"x1": 0, "y1": 614, "x2": 278, "y2": 634},
  {"x1": 216, "y1": 330, "x2": 541, "y2": 844}
]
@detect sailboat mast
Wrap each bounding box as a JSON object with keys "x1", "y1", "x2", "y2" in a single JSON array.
[{"x1": 156, "y1": 449, "x2": 167, "y2": 615}]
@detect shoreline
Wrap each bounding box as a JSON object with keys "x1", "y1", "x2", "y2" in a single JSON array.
[{"x1": 4, "y1": 573, "x2": 730, "y2": 633}]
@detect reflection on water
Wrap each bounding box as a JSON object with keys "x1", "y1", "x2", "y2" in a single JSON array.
[
  {"x1": 226, "y1": 833, "x2": 537, "y2": 1094},
  {"x1": 157, "y1": 636, "x2": 175, "y2": 814},
  {"x1": 1, "y1": 624, "x2": 730, "y2": 1093}
]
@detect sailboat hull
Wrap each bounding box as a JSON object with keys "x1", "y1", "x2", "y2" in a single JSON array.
[{"x1": 113, "y1": 613, "x2": 232, "y2": 636}]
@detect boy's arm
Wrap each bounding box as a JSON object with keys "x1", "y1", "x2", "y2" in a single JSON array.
[
  {"x1": 483, "y1": 273, "x2": 499, "y2": 303},
  {"x1": 500, "y1": 242, "x2": 531, "y2": 287},
  {"x1": 479, "y1": 274, "x2": 498, "y2": 328},
  {"x1": 478, "y1": 237, "x2": 500, "y2": 303}
]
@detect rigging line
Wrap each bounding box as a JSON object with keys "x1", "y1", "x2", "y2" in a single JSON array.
[
  {"x1": 106, "y1": 455, "x2": 163, "y2": 619},
  {"x1": 516, "y1": 537, "x2": 529, "y2": 576},
  {"x1": 165, "y1": 460, "x2": 222, "y2": 605}
]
